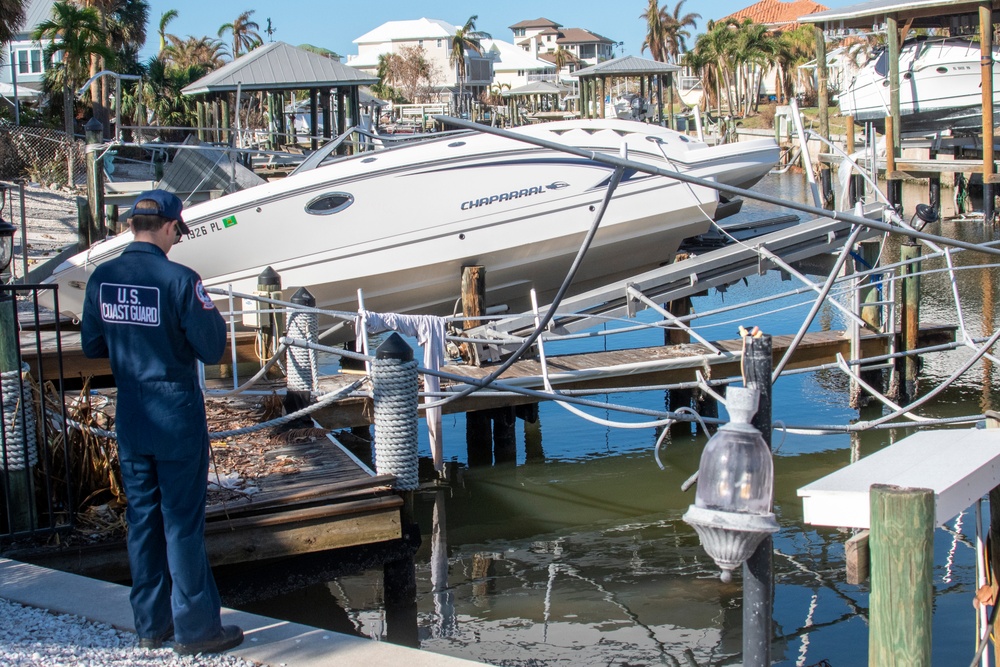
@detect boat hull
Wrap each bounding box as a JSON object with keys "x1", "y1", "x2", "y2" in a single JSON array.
[
  {"x1": 42, "y1": 120, "x2": 778, "y2": 336},
  {"x1": 840, "y1": 38, "x2": 1000, "y2": 135}
]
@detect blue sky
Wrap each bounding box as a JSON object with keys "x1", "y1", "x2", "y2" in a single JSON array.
[{"x1": 141, "y1": 0, "x2": 855, "y2": 61}]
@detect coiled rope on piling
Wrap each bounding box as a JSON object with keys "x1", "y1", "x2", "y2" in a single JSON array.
[
  {"x1": 1, "y1": 363, "x2": 38, "y2": 470},
  {"x1": 372, "y1": 356, "x2": 419, "y2": 490}
]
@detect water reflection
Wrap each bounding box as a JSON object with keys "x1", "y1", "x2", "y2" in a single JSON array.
[{"x1": 228, "y1": 173, "x2": 996, "y2": 666}]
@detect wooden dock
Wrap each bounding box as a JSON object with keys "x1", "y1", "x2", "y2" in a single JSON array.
[
  {"x1": 312, "y1": 323, "x2": 957, "y2": 428},
  {"x1": 4, "y1": 426, "x2": 402, "y2": 581}
]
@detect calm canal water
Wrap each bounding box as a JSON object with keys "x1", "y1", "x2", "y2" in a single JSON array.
[{"x1": 224, "y1": 172, "x2": 1000, "y2": 666}]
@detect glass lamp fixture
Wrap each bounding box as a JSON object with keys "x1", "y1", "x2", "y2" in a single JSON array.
[
  {"x1": 683, "y1": 386, "x2": 779, "y2": 582},
  {"x1": 0, "y1": 217, "x2": 15, "y2": 274}
]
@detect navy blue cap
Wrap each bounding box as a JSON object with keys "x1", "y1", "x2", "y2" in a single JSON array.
[{"x1": 132, "y1": 190, "x2": 189, "y2": 235}]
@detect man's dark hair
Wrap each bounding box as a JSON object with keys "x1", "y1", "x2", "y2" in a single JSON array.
[{"x1": 131, "y1": 199, "x2": 173, "y2": 234}]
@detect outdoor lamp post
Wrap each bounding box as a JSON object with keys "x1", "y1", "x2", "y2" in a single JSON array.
[
  {"x1": 683, "y1": 387, "x2": 779, "y2": 582},
  {"x1": 0, "y1": 215, "x2": 15, "y2": 277}
]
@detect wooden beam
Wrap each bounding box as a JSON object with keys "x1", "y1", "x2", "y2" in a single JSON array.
[{"x1": 846, "y1": 529, "x2": 870, "y2": 584}]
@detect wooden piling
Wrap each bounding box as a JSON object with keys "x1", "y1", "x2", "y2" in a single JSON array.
[
  {"x1": 899, "y1": 243, "x2": 922, "y2": 401},
  {"x1": 869, "y1": 484, "x2": 934, "y2": 667},
  {"x1": 461, "y1": 265, "x2": 485, "y2": 365},
  {"x1": 852, "y1": 239, "x2": 884, "y2": 407},
  {"x1": 666, "y1": 293, "x2": 693, "y2": 436},
  {"x1": 982, "y1": 4, "x2": 995, "y2": 224},
  {"x1": 76, "y1": 196, "x2": 92, "y2": 252},
  {"x1": 492, "y1": 407, "x2": 517, "y2": 464},
  {"x1": 466, "y1": 411, "x2": 492, "y2": 466},
  {"x1": 845, "y1": 530, "x2": 870, "y2": 585},
  {"x1": 0, "y1": 295, "x2": 33, "y2": 533},
  {"x1": 84, "y1": 119, "x2": 105, "y2": 243},
  {"x1": 196, "y1": 100, "x2": 205, "y2": 142},
  {"x1": 742, "y1": 333, "x2": 773, "y2": 667},
  {"x1": 885, "y1": 115, "x2": 902, "y2": 215},
  {"x1": 517, "y1": 403, "x2": 544, "y2": 462}
]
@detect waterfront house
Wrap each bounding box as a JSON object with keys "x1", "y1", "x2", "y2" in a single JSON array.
[
  {"x1": 0, "y1": 0, "x2": 54, "y2": 109},
  {"x1": 481, "y1": 38, "x2": 555, "y2": 91},
  {"x1": 347, "y1": 17, "x2": 493, "y2": 112},
  {"x1": 508, "y1": 18, "x2": 616, "y2": 68}
]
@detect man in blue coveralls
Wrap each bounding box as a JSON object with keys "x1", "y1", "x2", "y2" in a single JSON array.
[{"x1": 81, "y1": 190, "x2": 243, "y2": 656}]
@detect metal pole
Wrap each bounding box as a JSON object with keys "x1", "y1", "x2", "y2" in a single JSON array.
[
  {"x1": 742, "y1": 333, "x2": 773, "y2": 667},
  {"x1": 17, "y1": 183, "x2": 27, "y2": 283},
  {"x1": 9, "y1": 46, "x2": 19, "y2": 126}
]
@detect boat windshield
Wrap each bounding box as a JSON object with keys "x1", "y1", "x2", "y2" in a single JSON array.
[{"x1": 290, "y1": 126, "x2": 471, "y2": 177}]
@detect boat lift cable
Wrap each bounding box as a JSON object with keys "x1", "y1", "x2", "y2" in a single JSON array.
[
  {"x1": 435, "y1": 115, "x2": 1000, "y2": 258},
  {"x1": 420, "y1": 163, "x2": 630, "y2": 410}
]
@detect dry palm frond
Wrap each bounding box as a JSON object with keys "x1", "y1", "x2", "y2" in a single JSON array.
[{"x1": 41, "y1": 378, "x2": 125, "y2": 516}]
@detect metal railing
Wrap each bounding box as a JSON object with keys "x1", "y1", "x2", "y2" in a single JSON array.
[{"x1": 0, "y1": 284, "x2": 74, "y2": 545}]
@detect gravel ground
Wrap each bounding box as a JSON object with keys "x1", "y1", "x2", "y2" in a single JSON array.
[
  {"x1": 3, "y1": 182, "x2": 81, "y2": 281},
  {"x1": 0, "y1": 598, "x2": 263, "y2": 667}
]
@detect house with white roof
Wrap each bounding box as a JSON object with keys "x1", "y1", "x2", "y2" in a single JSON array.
[
  {"x1": 1, "y1": 0, "x2": 55, "y2": 104},
  {"x1": 481, "y1": 38, "x2": 555, "y2": 91},
  {"x1": 347, "y1": 17, "x2": 493, "y2": 109},
  {"x1": 508, "y1": 18, "x2": 616, "y2": 67}
]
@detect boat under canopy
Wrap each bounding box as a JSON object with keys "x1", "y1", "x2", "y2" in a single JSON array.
[{"x1": 839, "y1": 37, "x2": 1000, "y2": 135}]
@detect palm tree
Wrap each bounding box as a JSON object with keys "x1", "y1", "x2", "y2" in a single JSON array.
[
  {"x1": 33, "y1": 1, "x2": 113, "y2": 183},
  {"x1": 640, "y1": 0, "x2": 667, "y2": 62},
  {"x1": 218, "y1": 9, "x2": 261, "y2": 59},
  {"x1": 692, "y1": 19, "x2": 739, "y2": 114},
  {"x1": 157, "y1": 9, "x2": 177, "y2": 54},
  {"x1": 732, "y1": 20, "x2": 778, "y2": 114},
  {"x1": 163, "y1": 35, "x2": 226, "y2": 70},
  {"x1": 774, "y1": 25, "x2": 814, "y2": 104},
  {"x1": 0, "y1": 0, "x2": 29, "y2": 51},
  {"x1": 662, "y1": 0, "x2": 700, "y2": 63},
  {"x1": 449, "y1": 15, "x2": 490, "y2": 112}
]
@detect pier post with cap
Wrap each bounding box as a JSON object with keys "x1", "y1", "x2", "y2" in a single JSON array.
[
  {"x1": 375, "y1": 333, "x2": 421, "y2": 646},
  {"x1": 742, "y1": 332, "x2": 773, "y2": 667},
  {"x1": 284, "y1": 286, "x2": 315, "y2": 421},
  {"x1": 84, "y1": 117, "x2": 106, "y2": 244},
  {"x1": 869, "y1": 484, "x2": 934, "y2": 666}
]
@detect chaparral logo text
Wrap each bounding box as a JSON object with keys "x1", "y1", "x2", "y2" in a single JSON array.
[{"x1": 461, "y1": 181, "x2": 569, "y2": 211}]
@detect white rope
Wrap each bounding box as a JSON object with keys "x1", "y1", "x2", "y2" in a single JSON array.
[
  {"x1": 1, "y1": 363, "x2": 38, "y2": 470},
  {"x1": 286, "y1": 308, "x2": 318, "y2": 392},
  {"x1": 372, "y1": 357, "x2": 419, "y2": 490}
]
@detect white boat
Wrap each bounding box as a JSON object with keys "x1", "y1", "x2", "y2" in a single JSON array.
[
  {"x1": 839, "y1": 37, "x2": 1000, "y2": 135},
  {"x1": 42, "y1": 119, "x2": 778, "y2": 334}
]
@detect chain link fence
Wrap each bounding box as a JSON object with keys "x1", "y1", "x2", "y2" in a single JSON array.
[{"x1": 0, "y1": 121, "x2": 87, "y2": 185}]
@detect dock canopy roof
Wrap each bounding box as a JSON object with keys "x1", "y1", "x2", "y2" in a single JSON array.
[
  {"x1": 572, "y1": 55, "x2": 680, "y2": 78},
  {"x1": 800, "y1": 0, "x2": 990, "y2": 29},
  {"x1": 503, "y1": 81, "x2": 571, "y2": 96},
  {"x1": 181, "y1": 41, "x2": 377, "y2": 96}
]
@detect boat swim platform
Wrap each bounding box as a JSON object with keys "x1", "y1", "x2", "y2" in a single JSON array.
[
  {"x1": 798, "y1": 428, "x2": 1000, "y2": 529},
  {"x1": 311, "y1": 322, "x2": 957, "y2": 429},
  {"x1": 3, "y1": 428, "x2": 403, "y2": 581}
]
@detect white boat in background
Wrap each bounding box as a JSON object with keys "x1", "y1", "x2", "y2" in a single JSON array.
[
  {"x1": 839, "y1": 37, "x2": 1000, "y2": 135},
  {"x1": 42, "y1": 119, "x2": 778, "y2": 334}
]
